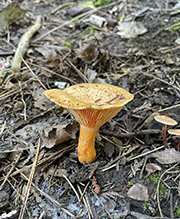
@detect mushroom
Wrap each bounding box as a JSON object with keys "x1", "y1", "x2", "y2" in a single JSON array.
[
  {"x1": 154, "y1": 115, "x2": 177, "y2": 149},
  {"x1": 43, "y1": 83, "x2": 134, "y2": 163},
  {"x1": 168, "y1": 129, "x2": 180, "y2": 151}
]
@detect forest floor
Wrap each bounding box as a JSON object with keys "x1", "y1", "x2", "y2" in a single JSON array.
[{"x1": 0, "y1": 0, "x2": 180, "y2": 218}]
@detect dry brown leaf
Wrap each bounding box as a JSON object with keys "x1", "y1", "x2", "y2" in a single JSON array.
[
  {"x1": 146, "y1": 163, "x2": 162, "y2": 177},
  {"x1": 42, "y1": 123, "x2": 78, "y2": 148},
  {"x1": 78, "y1": 44, "x2": 99, "y2": 63},
  {"x1": 0, "y1": 2, "x2": 26, "y2": 31},
  {"x1": 32, "y1": 87, "x2": 52, "y2": 110},
  {"x1": 54, "y1": 169, "x2": 68, "y2": 177},
  {"x1": 35, "y1": 45, "x2": 57, "y2": 61}
]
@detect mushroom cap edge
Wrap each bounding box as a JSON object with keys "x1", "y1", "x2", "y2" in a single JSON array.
[
  {"x1": 43, "y1": 83, "x2": 134, "y2": 110},
  {"x1": 154, "y1": 115, "x2": 177, "y2": 126}
]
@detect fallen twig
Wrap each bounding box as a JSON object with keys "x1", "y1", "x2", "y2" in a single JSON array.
[
  {"x1": 51, "y1": 2, "x2": 75, "y2": 14},
  {"x1": 65, "y1": 59, "x2": 90, "y2": 83},
  {"x1": 26, "y1": 61, "x2": 77, "y2": 84},
  {"x1": 0, "y1": 144, "x2": 75, "y2": 182},
  {"x1": 158, "y1": 104, "x2": 180, "y2": 112},
  {"x1": 156, "y1": 163, "x2": 179, "y2": 217},
  {"x1": 20, "y1": 56, "x2": 47, "y2": 90},
  {"x1": 102, "y1": 145, "x2": 141, "y2": 171},
  {"x1": 92, "y1": 189, "x2": 113, "y2": 219},
  {"x1": 141, "y1": 72, "x2": 180, "y2": 92},
  {"x1": 77, "y1": 184, "x2": 92, "y2": 219},
  {"x1": 0, "y1": 152, "x2": 22, "y2": 190},
  {"x1": 101, "y1": 129, "x2": 162, "y2": 138},
  {"x1": 33, "y1": 1, "x2": 121, "y2": 43},
  {"x1": 0, "y1": 15, "x2": 42, "y2": 85},
  {"x1": 19, "y1": 170, "x2": 75, "y2": 218},
  {"x1": 18, "y1": 138, "x2": 41, "y2": 219},
  {"x1": 129, "y1": 145, "x2": 164, "y2": 161},
  {"x1": 12, "y1": 16, "x2": 42, "y2": 70}
]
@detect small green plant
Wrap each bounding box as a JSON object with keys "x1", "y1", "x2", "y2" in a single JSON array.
[
  {"x1": 159, "y1": 183, "x2": 168, "y2": 198},
  {"x1": 148, "y1": 172, "x2": 168, "y2": 199},
  {"x1": 87, "y1": 26, "x2": 94, "y2": 34},
  {"x1": 69, "y1": 16, "x2": 79, "y2": 23},
  {"x1": 139, "y1": 36, "x2": 145, "y2": 41},
  {"x1": 143, "y1": 202, "x2": 147, "y2": 211},
  {"x1": 148, "y1": 172, "x2": 160, "y2": 183},
  {"x1": 81, "y1": 2, "x2": 94, "y2": 9},
  {"x1": 173, "y1": 26, "x2": 180, "y2": 31},
  {"x1": 125, "y1": 42, "x2": 133, "y2": 48},
  {"x1": 175, "y1": 205, "x2": 180, "y2": 217},
  {"x1": 114, "y1": 215, "x2": 121, "y2": 219},
  {"x1": 143, "y1": 202, "x2": 151, "y2": 211},
  {"x1": 128, "y1": 181, "x2": 134, "y2": 186},
  {"x1": 64, "y1": 42, "x2": 72, "y2": 48},
  {"x1": 165, "y1": 19, "x2": 180, "y2": 32},
  {"x1": 95, "y1": 0, "x2": 111, "y2": 6},
  {"x1": 120, "y1": 15, "x2": 125, "y2": 20}
]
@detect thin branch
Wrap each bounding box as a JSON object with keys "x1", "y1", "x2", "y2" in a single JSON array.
[
  {"x1": 141, "y1": 72, "x2": 180, "y2": 92},
  {"x1": 156, "y1": 163, "x2": 179, "y2": 217},
  {"x1": 101, "y1": 129, "x2": 162, "y2": 138},
  {"x1": 33, "y1": 1, "x2": 121, "y2": 43},
  {"x1": 18, "y1": 139, "x2": 41, "y2": 219}
]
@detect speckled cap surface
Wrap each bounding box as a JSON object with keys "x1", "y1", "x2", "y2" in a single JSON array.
[{"x1": 43, "y1": 83, "x2": 134, "y2": 110}]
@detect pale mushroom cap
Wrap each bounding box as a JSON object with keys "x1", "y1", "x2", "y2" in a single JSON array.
[
  {"x1": 44, "y1": 83, "x2": 134, "y2": 128},
  {"x1": 154, "y1": 115, "x2": 177, "y2": 126},
  {"x1": 43, "y1": 83, "x2": 134, "y2": 110},
  {"x1": 168, "y1": 129, "x2": 180, "y2": 136}
]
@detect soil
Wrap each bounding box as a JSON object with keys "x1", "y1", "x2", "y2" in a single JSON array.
[{"x1": 0, "y1": 0, "x2": 180, "y2": 219}]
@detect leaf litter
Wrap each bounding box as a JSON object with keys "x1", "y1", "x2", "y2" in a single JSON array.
[{"x1": 0, "y1": 0, "x2": 180, "y2": 218}]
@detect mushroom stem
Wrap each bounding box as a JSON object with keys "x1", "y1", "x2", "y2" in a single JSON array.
[
  {"x1": 162, "y1": 124, "x2": 169, "y2": 149},
  {"x1": 78, "y1": 125, "x2": 98, "y2": 163}
]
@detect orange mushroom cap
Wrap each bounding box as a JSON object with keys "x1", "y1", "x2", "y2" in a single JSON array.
[
  {"x1": 43, "y1": 83, "x2": 133, "y2": 109},
  {"x1": 44, "y1": 83, "x2": 134, "y2": 128},
  {"x1": 43, "y1": 83, "x2": 134, "y2": 163},
  {"x1": 154, "y1": 115, "x2": 177, "y2": 126}
]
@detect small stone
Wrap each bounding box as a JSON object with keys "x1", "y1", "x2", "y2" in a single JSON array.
[
  {"x1": 127, "y1": 183, "x2": 149, "y2": 201},
  {"x1": 0, "y1": 190, "x2": 9, "y2": 208}
]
